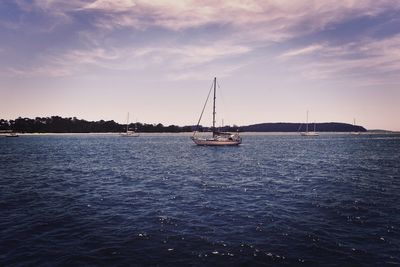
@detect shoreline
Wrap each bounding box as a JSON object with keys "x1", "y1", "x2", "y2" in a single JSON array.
[{"x1": 1, "y1": 131, "x2": 399, "y2": 137}]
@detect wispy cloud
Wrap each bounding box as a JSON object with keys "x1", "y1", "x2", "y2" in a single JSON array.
[
  {"x1": 0, "y1": 41, "x2": 250, "y2": 79},
  {"x1": 165, "y1": 63, "x2": 246, "y2": 81},
  {"x1": 279, "y1": 34, "x2": 400, "y2": 84},
  {"x1": 12, "y1": 0, "x2": 78, "y2": 32},
  {"x1": 280, "y1": 45, "x2": 325, "y2": 58},
  {"x1": 3, "y1": 0, "x2": 400, "y2": 81},
  {"x1": 15, "y1": 1, "x2": 400, "y2": 39},
  {"x1": 3, "y1": 66, "x2": 72, "y2": 78}
]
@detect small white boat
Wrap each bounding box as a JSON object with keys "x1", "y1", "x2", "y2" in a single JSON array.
[
  {"x1": 121, "y1": 130, "x2": 139, "y2": 137},
  {"x1": 300, "y1": 131, "x2": 319, "y2": 137},
  {"x1": 300, "y1": 110, "x2": 319, "y2": 136},
  {"x1": 5, "y1": 132, "x2": 19, "y2": 137},
  {"x1": 350, "y1": 118, "x2": 361, "y2": 135},
  {"x1": 191, "y1": 77, "x2": 241, "y2": 146},
  {"x1": 120, "y1": 112, "x2": 139, "y2": 137}
]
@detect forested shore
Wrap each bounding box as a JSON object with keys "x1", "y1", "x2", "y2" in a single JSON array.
[{"x1": 0, "y1": 116, "x2": 366, "y2": 133}]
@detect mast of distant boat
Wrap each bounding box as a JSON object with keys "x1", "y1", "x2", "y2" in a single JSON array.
[
  {"x1": 126, "y1": 112, "x2": 130, "y2": 133},
  {"x1": 306, "y1": 110, "x2": 309, "y2": 133},
  {"x1": 351, "y1": 118, "x2": 361, "y2": 135}
]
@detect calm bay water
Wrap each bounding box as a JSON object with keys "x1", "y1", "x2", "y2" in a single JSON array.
[{"x1": 1, "y1": 133, "x2": 399, "y2": 266}]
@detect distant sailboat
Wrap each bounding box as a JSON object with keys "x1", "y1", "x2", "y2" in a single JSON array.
[
  {"x1": 351, "y1": 118, "x2": 361, "y2": 135},
  {"x1": 5, "y1": 132, "x2": 19, "y2": 138},
  {"x1": 121, "y1": 112, "x2": 139, "y2": 137},
  {"x1": 191, "y1": 77, "x2": 241, "y2": 146},
  {"x1": 300, "y1": 110, "x2": 319, "y2": 136}
]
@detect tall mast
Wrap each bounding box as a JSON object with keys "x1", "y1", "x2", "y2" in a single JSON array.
[
  {"x1": 306, "y1": 110, "x2": 309, "y2": 133},
  {"x1": 126, "y1": 112, "x2": 129, "y2": 133},
  {"x1": 212, "y1": 77, "x2": 216, "y2": 134}
]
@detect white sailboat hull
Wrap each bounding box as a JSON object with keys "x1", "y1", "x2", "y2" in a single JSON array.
[
  {"x1": 5, "y1": 132, "x2": 19, "y2": 137},
  {"x1": 300, "y1": 132, "x2": 319, "y2": 136},
  {"x1": 120, "y1": 132, "x2": 139, "y2": 137},
  {"x1": 191, "y1": 137, "x2": 241, "y2": 146},
  {"x1": 5, "y1": 134, "x2": 19, "y2": 138}
]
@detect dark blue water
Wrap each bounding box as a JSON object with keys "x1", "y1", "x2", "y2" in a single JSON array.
[{"x1": 1, "y1": 134, "x2": 399, "y2": 266}]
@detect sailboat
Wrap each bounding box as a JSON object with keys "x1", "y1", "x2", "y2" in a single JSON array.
[
  {"x1": 300, "y1": 110, "x2": 319, "y2": 136},
  {"x1": 120, "y1": 112, "x2": 139, "y2": 137},
  {"x1": 191, "y1": 77, "x2": 241, "y2": 146},
  {"x1": 5, "y1": 132, "x2": 19, "y2": 137},
  {"x1": 351, "y1": 118, "x2": 361, "y2": 135}
]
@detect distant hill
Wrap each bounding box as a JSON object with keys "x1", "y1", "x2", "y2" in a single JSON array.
[
  {"x1": 367, "y1": 129, "x2": 392, "y2": 133},
  {"x1": 239, "y1": 122, "x2": 366, "y2": 132},
  {"x1": 0, "y1": 117, "x2": 367, "y2": 133}
]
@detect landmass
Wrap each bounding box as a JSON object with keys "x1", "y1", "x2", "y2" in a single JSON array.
[
  {"x1": 240, "y1": 122, "x2": 366, "y2": 132},
  {"x1": 0, "y1": 116, "x2": 367, "y2": 133}
]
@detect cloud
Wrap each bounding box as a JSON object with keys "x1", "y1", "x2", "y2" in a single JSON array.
[
  {"x1": 280, "y1": 45, "x2": 325, "y2": 58},
  {"x1": 2, "y1": 66, "x2": 71, "y2": 78},
  {"x1": 6, "y1": 0, "x2": 80, "y2": 33},
  {"x1": 0, "y1": 40, "x2": 250, "y2": 79},
  {"x1": 165, "y1": 63, "x2": 245, "y2": 81},
  {"x1": 278, "y1": 34, "x2": 400, "y2": 84},
  {"x1": 4, "y1": 0, "x2": 400, "y2": 81},
  {"x1": 83, "y1": 0, "x2": 137, "y2": 12},
  {"x1": 93, "y1": 1, "x2": 400, "y2": 38},
  {"x1": 83, "y1": 42, "x2": 248, "y2": 71},
  {"x1": 17, "y1": 1, "x2": 400, "y2": 39}
]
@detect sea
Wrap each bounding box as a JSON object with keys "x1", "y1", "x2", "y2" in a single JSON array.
[{"x1": 1, "y1": 133, "x2": 399, "y2": 266}]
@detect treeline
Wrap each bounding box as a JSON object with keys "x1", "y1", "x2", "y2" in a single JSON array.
[
  {"x1": 0, "y1": 117, "x2": 193, "y2": 133},
  {"x1": 0, "y1": 117, "x2": 367, "y2": 133}
]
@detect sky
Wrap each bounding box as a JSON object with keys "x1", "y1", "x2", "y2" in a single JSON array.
[{"x1": 1, "y1": 0, "x2": 400, "y2": 130}]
